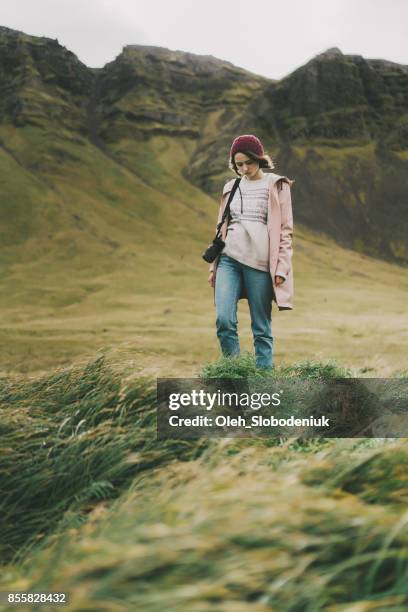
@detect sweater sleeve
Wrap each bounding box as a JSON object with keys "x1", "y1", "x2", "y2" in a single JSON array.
[{"x1": 275, "y1": 181, "x2": 294, "y2": 280}]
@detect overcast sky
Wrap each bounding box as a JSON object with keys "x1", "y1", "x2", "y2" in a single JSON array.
[{"x1": 1, "y1": 0, "x2": 407, "y2": 79}]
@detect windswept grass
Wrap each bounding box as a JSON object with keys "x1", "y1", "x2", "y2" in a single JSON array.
[
  {"x1": 0, "y1": 355, "x2": 208, "y2": 565},
  {"x1": 0, "y1": 354, "x2": 407, "y2": 611},
  {"x1": 199, "y1": 351, "x2": 353, "y2": 379}
]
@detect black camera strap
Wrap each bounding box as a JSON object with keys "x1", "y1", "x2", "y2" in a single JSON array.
[{"x1": 215, "y1": 178, "x2": 241, "y2": 239}]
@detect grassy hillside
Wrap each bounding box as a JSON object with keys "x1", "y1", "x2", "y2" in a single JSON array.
[
  {"x1": 0, "y1": 27, "x2": 407, "y2": 377},
  {"x1": 0, "y1": 128, "x2": 408, "y2": 375},
  {"x1": 1, "y1": 28, "x2": 407, "y2": 612},
  {"x1": 1, "y1": 27, "x2": 408, "y2": 266},
  {"x1": 0, "y1": 123, "x2": 407, "y2": 377}
]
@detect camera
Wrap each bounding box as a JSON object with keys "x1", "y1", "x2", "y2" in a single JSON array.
[{"x1": 202, "y1": 236, "x2": 225, "y2": 263}]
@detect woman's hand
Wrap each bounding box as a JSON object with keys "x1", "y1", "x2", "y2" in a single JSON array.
[
  {"x1": 208, "y1": 271, "x2": 216, "y2": 287},
  {"x1": 275, "y1": 275, "x2": 285, "y2": 286}
]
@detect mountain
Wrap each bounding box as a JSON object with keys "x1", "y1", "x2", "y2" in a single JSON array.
[
  {"x1": 243, "y1": 47, "x2": 408, "y2": 259},
  {"x1": 0, "y1": 27, "x2": 407, "y2": 267},
  {"x1": 0, "y1": 27, "x2": 407, "y2": 377}
]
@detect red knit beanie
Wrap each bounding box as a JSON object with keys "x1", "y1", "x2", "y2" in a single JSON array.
[{"x1": 229, "y1": 134, "x2": 265, "y2": 160}]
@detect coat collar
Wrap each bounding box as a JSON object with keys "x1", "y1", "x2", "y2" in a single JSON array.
[
  {"x1": 222, "y1": 172, "x2": 294, "y2": 195},
  {"x1": 268, "y1": 172, "x2": 295, "y2": 190}
]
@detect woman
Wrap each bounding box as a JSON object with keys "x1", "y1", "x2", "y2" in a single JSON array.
[{"x1": 208, "y1": 134, "x2": 294, "y2": 370}]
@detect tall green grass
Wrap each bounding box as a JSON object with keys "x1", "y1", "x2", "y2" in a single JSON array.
[
  {"x1": 0, "y1": 356, "x2": 208, "y2": 565},
  {"x1": 199, "y1": 350, "x2": 354, "y2": 379},
  {"x1": 0, "y1": 354, "x2": 407, "y2": 611}
]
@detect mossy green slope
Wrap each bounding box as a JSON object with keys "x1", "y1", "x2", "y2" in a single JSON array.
[
  {"x1": 0, "y1": 27, "x2": 407, "y2": 377},
  {"x1": 2, "y1": 27, "x2": 408, "y2": 266}
]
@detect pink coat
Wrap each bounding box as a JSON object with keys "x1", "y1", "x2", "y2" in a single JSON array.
[{"x1": 210, "y1": 173, "x2": 294, "y2": 311}]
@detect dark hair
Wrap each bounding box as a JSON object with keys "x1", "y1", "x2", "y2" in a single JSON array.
[{"x1": 229, "y1": 150, "x2": 275, "y2": 176}]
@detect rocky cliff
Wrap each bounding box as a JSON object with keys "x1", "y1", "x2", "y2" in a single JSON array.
[{"x1": 0, "y1": 27, "x2": 407, "y2": 263}]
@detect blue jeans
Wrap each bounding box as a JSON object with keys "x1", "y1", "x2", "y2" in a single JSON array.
[{"x1": 215, "y1": 254, "x2": 273, "y2": 369}]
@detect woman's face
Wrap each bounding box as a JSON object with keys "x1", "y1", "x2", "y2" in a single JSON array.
[{"x1": 234, "y1": 152, "x2": 260, "y2": 178}]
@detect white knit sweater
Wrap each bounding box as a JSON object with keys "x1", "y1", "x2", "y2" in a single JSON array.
[{"x1": 223, "y1": 173, "x2": 271, "y2": 271}]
